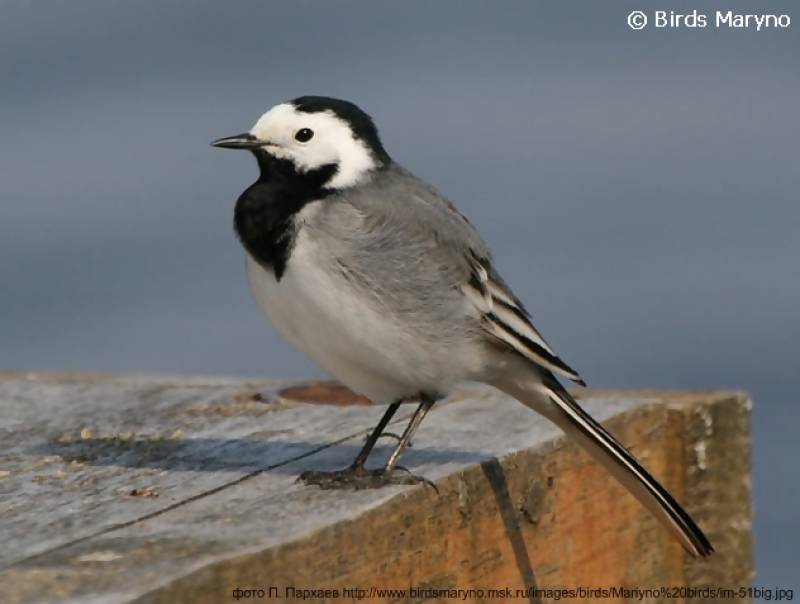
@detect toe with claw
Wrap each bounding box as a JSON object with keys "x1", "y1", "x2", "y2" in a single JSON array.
[{"x1": 298, "y1": 466, "x2": 435, "y2": 491}]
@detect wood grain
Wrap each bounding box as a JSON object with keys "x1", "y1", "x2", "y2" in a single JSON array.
[{"x1": 0, "y1": 373, "x2": 752, "y2": 603}]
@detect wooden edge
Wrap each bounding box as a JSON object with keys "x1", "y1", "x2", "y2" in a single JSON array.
[{"x1": 132, "y1": 391, "x2": 752, "y2": 604}]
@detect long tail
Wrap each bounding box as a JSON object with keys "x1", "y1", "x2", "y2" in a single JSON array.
[{"x1": 493, "y1": 370, "x2": 713, "y2": 557}]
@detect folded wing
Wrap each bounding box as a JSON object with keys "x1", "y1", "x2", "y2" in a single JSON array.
[{"x1": 462, "y1": 251, "x2": 586, "y2": 386}]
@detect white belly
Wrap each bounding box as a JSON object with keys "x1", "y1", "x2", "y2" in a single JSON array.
[{"x1": 245, "y1": 230, "x2": 450, "y2": 402}]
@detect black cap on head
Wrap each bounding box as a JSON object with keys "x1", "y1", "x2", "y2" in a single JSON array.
[{"x1": 291, "y1": 96, "x2": 391, "y2": 164}]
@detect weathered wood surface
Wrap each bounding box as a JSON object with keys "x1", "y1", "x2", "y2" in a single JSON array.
[{"x1": 0, "y1": 372, "x2": 752, "y2": 603}]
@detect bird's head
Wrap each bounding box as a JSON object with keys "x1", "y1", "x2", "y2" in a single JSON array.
[{"x1": 212, "y1": 96, "x2": 390, "y2": 190}]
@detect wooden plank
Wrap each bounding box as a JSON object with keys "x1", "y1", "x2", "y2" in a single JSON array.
[
  {"x1": 0, "y1": 373, "x2": 422, "y2": 567},
  {"x1": 0, "y1": 374, "x2": 752, "y2": 603}
]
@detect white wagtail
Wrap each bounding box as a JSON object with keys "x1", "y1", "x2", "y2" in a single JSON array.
[{"x1": 212, "y1": 96, "x2": 712, "y2": 557}]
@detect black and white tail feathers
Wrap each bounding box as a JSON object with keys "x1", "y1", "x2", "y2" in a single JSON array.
[{"x1": 494, "y1": 370, "x2": 713, "y2": 557}]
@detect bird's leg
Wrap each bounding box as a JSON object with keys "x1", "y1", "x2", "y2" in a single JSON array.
[
  {"x1": 298, "y1": 401, "x2": 401, "y2": 487},
  {"x1": 383, "y1": 396, "x2": 434, "y2": 472},
  {"x1": 349, "y1": 401, "x2": 402, "y2": 470},
  {"x1": 299, "y1": 396, "x2": 438, "y2": 490}
]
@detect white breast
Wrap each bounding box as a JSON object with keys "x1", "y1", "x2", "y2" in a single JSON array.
[{"x1": 245, "y1": 222, "x2": 432, "y2": 402}]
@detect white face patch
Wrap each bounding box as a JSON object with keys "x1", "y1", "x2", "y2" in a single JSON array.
[{"x1": 249, "y1": 103, "x2": 379, "y2": 189}]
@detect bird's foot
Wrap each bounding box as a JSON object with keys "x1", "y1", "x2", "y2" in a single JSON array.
[{"x1": 297, "y1": 465, "x2": 436, "y2": 491}]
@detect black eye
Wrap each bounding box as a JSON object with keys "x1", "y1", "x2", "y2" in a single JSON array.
[{"x1": 294, "y1": 128, "x2": 314, "y2": 143}]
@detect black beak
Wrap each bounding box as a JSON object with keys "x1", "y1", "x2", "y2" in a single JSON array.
[{"x1": 210, "y1": 132, "x2": 267, "y2": 149}]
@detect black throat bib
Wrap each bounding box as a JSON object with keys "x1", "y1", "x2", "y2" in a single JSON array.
[{"x1": 234, "y1": 151, "x2": 336, "y2": 280}]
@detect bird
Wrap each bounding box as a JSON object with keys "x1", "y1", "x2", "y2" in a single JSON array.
[{"x1": 211, "y1": 95, "x2": 713, "y2": 557}]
